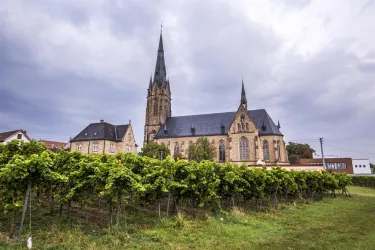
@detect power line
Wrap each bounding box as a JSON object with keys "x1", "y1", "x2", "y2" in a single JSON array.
[{"x1": 324, "y1": 143, "x2": 375, "y2": 155}]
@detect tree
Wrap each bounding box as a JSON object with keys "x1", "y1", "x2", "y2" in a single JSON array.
[
  {"x1": 187, "y1": 137, "x2": 216, "y2": 162},
  {"x1": 139, "y1": 141, "x2": 170, "y2": 159},
  {"x1": 286, "y1": 142, "x2": 316, "y2": 164}
]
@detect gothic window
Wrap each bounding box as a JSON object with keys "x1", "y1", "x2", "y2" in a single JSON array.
[
  {"x1": 239, "y1": 137, "x2": 249, "y2": 160},
  {"x1": 263, "y1": 140, "x2": 269, "y2": 161},
  {"x1": 153, "y1": 99, "x2": 158, "y2": 116},
  {"x1": 277, "y1": 140, "x2": 281, "y2": 161},
  {"x1": 238, "y1": 123, "x2": 241, "y2": 131},
  {"x1": 242, "y1": 123, "x2": 246, "y2": 131},
  {"x1": 246, "y1": 123, "x2": 249, "y2": 131},
  {"x1": 219, "y1": 140, "x2": 225, "y2": 161},
  {"x1": 174, "y1": 142, "x2": 180, "y2": 156}
]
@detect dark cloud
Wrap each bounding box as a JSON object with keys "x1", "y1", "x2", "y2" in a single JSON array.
[{"x1": 0, "y1": 0, "x2": 374, "y2": 161}]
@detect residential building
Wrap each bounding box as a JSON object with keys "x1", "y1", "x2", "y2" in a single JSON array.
[
  {"x1": 69, "y1": 119, "x2": 137, "y2": 154},
  {"x1": 39, "y1": 140, "x2": 67, "y2": 152},
  {"x1": 0, "y1": 129, "x2": 31, "y2": 144},
  {"x1": 144, "y1": 30, "x2": 288, "y2": 166},
  {"x1": 352, "y1": 159, "x2": 372, "y2": 175}
]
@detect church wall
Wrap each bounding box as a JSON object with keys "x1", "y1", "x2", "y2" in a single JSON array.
[
  {"x1": 259, "y1": 135, "x2": 289, "y2": 165},
  {"x1": 155, "y1": 135, "x2": 229, "y2": 161}
]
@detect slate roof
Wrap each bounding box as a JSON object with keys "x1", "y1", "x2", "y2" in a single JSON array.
[
  {"x1": 0, "y1": 129, "x2": 30, "y2": 142},
  {"x1": 155, "y1": 109, "x2": 283, "y2": 139},
  {"x1": 70, "y1": 122, "x2": 129, "y2": 142}
]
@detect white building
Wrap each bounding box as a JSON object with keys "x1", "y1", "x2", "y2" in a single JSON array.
[
  {"x1": 0, "y1": 130, "x2": 31, "y2": 144},
  {"x1": 352, "y1": 159, "x2": 372, "y2": 175}
]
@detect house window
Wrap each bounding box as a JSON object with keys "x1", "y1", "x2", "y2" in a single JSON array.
[
  {"x1": 109, "y1": 144, "x2": 114, "y2": 153},
  {"x1": 239, "y1": 137, "x2": 249, "y2": 161},
  {"x1": 219, "y1": 140, "x2": 225, "y2": 161},
  {"x1": 263, "y1": 140, "x2": 269, "y2": 161},
  {"x1": 17, "y1": 134, "x2": 22, "y2": 139},
  {"x1": 76, "y1": 144, "x2": 82, "y2": 152},
  {"x1": 277, "y1": 141, "x2": 281, "y2": 161},
  {"x1": 92, "y1": 143, "x2": 98, "y2": 152},
  {"x1": 174, "y1": 142, "x2": 180, "y2": 156},
  {"x1": 128, "y1": 133, "x2": 131, "y2": 141}
]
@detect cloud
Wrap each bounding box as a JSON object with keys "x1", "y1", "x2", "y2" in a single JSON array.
[{"x1": 0, "y1": 0, "x2": 374, "y2": 161}]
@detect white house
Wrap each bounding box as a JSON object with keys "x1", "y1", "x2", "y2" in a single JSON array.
[
  {"x1": 0, "y1": 130, "x2": 31, "y2": 144},
  {"x1": 352, "y1": 159, "x2": 372, "y2": 175}
]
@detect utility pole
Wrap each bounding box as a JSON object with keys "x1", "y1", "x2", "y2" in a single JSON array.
[{"x1": 319, "y1": 138, "x2": 326, "y2": 170}]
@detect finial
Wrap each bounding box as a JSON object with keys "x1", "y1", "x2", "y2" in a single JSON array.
[
  {"x1": 277, "y1": 120, "x2": 281, "y2": 129},
  {"x1": 129, "y1": 119, "x2": 131, "y2": 124}
]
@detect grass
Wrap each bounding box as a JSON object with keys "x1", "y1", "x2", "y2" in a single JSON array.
[{"x1": 1, "y1": 186, "x2": 375, "y2": 249}]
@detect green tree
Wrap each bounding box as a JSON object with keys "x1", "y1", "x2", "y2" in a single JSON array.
[
  {"x1": 139, "y1": 141, "x2": 170, "y2": 159},
  {"x1": 188, "y1": 137, "x2": 216, "y2": 162},
  {"x1": 286, "y1": 142, "x2": 316, "y2": 164}
]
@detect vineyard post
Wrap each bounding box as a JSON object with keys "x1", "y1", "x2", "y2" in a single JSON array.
[{"x1": 18, "y1": 180, "x2": 31, "y2": 241}]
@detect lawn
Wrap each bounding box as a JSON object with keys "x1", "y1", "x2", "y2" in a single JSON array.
[{"x1": 1, "y1": 186, "x2": 375, "y2": 250}]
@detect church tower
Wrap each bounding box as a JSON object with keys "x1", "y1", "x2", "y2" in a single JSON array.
[{"x1": 144, "y1": 30, "x2": 172, "y2": 144}]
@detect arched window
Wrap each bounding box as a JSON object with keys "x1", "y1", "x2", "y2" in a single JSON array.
[
  {"x1": 277, "y1": 140, "x2": 281, "y2": 161},
  {"x1": 238, "y1": 123, "x2": 241, "y2": 131},
  {"x1": 174, "y1": 142, "x2": 180, "y2": 156},
  {"x1": 153, "y1": 99, "x2": 158, "y2": 116},
  {"x1": 219, "y1": 140, "x2": 225, "y2": 161},
  {"x1": 149, "y1": 130, "x2": 156, "y2": 141},
  {"x1": 263, "y1": 140, "x2": 269, "y2": 161},
  {"x1": 246, "y1": 123, "x2": 249, "y2": 131},
  {"x1": 239, "y1": 137, "x2": 249, "y2": 160}
]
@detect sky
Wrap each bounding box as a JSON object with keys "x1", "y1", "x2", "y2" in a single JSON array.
[{"x1": 1, "y1": 0, "x2": 375, "y2": 162}]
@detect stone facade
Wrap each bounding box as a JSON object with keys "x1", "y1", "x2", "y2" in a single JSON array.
[{"x1": 144, "y1": 82, "x2": 171, "y2": 144}]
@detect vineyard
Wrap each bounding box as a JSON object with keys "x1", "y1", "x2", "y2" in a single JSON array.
[
  {"x1": 351, "y1": 176, "x2": 375, "y2": 188},
  {"x1": 0, "y1": 140, "x2": 353, "y2": 241}
]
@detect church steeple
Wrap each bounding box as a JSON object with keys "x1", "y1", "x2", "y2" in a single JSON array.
[
  {"x1": 153, "y1": 30, "x2": 167, "y2": 88},
  {"x1": 241, "y1": 79, "x2": 247, "y2": 109},
  {"x1": 144, "y1": 28, "x2": 172, "y2": 145},
  {"x1": 148, "y1": 74, "x2": 153, "y2": 89}
]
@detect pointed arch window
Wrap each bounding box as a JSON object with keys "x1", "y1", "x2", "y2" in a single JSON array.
[
  {"x1": 153, "y1": 99, "x2": 158, "y2": 116},
  {"x1": 174, "y1": 142, "x2": 180, "y2": 156},
  {"x1": 238, "y1": 123, "x2": 241, "y2": 131},
  {"x1": 277, "y1": 140, "x2": 281, "y2": 161},
  {"x1": 219, "y1": 140, "x2": 225, "y2": 161},
  {"x1": 239, "y1": 137, "x2": 249, "y2": 160},
  {"x1": 263, "y1": 140, "x2": 269, "y2": 161},
  {"x1": 246, "y1": 123, "x2": 249, "y2": 131}
]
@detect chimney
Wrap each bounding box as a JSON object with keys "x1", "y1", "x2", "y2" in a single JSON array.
[{"x1": 100, "y1": 119, "x2": 104, "y2": 123}]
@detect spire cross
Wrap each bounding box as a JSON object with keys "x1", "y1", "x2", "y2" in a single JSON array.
[{"x1": 161, "y1": 22, "x2": 163, "y2": 32}]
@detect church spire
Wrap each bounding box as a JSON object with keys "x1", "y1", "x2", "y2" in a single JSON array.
[
  {"x1": 241, "y1": 78, "x2": 247, "y2": 109},
  {"x1": 154, "y1": 28, "x2": 167, "y2": 88},
  {"x1": 148, "y1": 74, "x2": 153, "y2": 89}
]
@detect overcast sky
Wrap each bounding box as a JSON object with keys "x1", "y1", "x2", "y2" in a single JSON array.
[{"x1": 1, "y1": 0, "x2": 374, "y2": 162}]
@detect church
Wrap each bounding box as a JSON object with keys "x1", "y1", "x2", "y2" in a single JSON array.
[{"x1": 144, "y1": 31, "x2": 289, "y2": 166}]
